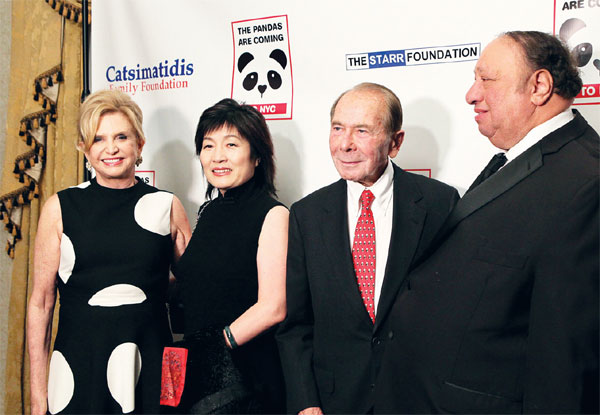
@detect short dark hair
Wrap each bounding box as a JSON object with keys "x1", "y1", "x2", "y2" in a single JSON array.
[
  {"x1": 503, "y1": 31, "x2": 582, "y2": 100},
  {"x1": 195, "y1": 98, "x2": 276, "y2": 198},
  {"x1": 330, "y1": 82, "x2": 403, "y2": 138}
]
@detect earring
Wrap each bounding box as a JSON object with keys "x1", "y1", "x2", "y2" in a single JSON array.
[
  {"x1": 85, "y1": 160, "x2": 92, "y2": 172},
  {"x1": 135, "y1": 156, "x2": 143, "y2": 167}
]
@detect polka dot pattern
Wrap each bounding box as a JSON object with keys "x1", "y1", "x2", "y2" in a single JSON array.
[
  {"x1": 352, "y1": 189, "x2": 376, "y2": 322},
  {"x1": 106, "y1": 342, "x2": 142, "y2": 413},
  {"x1": 70, "y1": 181, "x2": 91, "y2": 189},
  {"x1": 50, "y1": 179, "x2": 172, "y2": 413},
  {"x1": 88, "y1": 284, "x2": 147, "y2": 307},
  {"x1": 58, "y1": 233, "x2": 75, "y2": 284},
  {"x1": 47, "y1": 351, "x2": 75, "y2": 414},
  {"x1": 134, "y1": 192, "x2": 172, "y2": 236}
]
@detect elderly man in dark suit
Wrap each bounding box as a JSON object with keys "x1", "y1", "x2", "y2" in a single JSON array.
[
  {"x1": 276, "y1": 82, "x2": 459, "y2": 414},
  {"x1": 376, "y1": 31, "x2": 599, "y2": 414}
]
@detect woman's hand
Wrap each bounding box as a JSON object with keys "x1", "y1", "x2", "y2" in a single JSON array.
[
  {"x1": 27, "y1": 194, "x2": 62, "y2": 415},
  {"x1": 31, "y1": 395, "x2": 49, "y2": 415},
  {"x1": 227, "y1": 205, "x2": 289, "y2": 346}
]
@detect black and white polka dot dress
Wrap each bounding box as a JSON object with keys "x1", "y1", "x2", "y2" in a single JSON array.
[{"x1": 48, "y1": 178, "x2": 173, "y2": 414}]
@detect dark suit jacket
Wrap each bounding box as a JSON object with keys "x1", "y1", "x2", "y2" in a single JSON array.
[
  {"x1": 375, "y1": 110, "x2": 599, "y2": 414},
  {"x1": 276, "y1": 163, "x2": 459, "y2": 414}
]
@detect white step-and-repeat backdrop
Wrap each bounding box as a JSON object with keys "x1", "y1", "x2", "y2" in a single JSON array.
[{"x1": 91, "y1": 0, "x2": 599, "y2": 219}]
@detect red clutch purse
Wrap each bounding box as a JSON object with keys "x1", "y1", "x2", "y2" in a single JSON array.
[{"x1": 160, "y1": 346, "x2": 188, "y2": 407}]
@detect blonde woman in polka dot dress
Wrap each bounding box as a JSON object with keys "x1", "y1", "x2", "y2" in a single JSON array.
[{"x1": 27, "y1": 90, "x2": 191, "y2": 415}]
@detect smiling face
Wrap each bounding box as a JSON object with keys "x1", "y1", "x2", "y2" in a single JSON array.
[
  {"x1": 199, "y1": 125, "x2": 258, "y2": 195},
  {"x1": 329, "y1": 89, "x2": 403, "y2": 187},
  {"x1": 84, "y1": 111, "x2": 144, "y2": 188},
  {"x1": 465, "y1": 37, "x2": 536, "y2": 150}
]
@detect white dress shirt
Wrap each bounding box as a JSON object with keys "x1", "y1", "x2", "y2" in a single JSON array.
[
  {"x1": 347, "y1": 159, "x2": 394, "y2": 315},
  {"x1": 501, "y1": 108, "x2": 574, "y2": 167}
]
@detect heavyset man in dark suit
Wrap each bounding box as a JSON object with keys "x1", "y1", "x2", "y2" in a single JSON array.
[
  {"x1": 376, "y1": 31, "x2": 599, "y2": 414},
  {"x1": 276, "y1": 82, "x2": 459, "y2": 414}
]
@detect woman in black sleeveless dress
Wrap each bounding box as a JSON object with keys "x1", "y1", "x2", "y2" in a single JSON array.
[
  {"x1": 173, "y1": 99, "x2": 288, "y2": 413},
  {"x1": 27, "y1": 90, "x2": 191, "y2": 414}
]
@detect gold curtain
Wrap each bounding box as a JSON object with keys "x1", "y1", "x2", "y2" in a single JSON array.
[{"x1": 1, "y1": 1, "x2": 87, "y2": 413}]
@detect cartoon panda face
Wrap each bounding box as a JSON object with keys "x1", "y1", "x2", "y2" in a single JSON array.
[
  {"x1": 237, "y1": 48, "x2": 288, "y2": 99},
  {"x1": 559, "y1": 18, "x2": 600, "y2": 78}
]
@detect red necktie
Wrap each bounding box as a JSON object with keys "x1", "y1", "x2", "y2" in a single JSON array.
[{"x1": 352, "y1": 189, "x2": 376, "y2": 323}]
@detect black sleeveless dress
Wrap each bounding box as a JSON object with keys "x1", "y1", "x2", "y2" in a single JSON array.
[
  {"x1": 48, "y1": 178, "x2": 173, "y2": 414},
  {"x1": 173, "y1": 178, "x2": 286, "y2": 414}
]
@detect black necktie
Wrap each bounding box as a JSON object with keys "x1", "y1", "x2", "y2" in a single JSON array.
[{"x1": 466, "y1": 153, "x2": 507, "y2": 193}]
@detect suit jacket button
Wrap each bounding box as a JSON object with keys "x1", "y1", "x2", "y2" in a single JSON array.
[
  {"x1": 370, "y1": 383, "x2": 375, "y2": 390},
  {"x1": 388, "y1": 331, "x2": 394, "y2": 340},
  {"x1": 372, "y1": 337, "x2": 380, "y2": 345}
]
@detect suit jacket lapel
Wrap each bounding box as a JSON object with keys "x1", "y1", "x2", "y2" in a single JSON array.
[
  {"x1": 375, "y1": 165, "x2": 427, "y2": 332},
  {"x1": 412, "y1": 110, "x2": 589, "y2": 269},
  {"x1": 445, "y1": 146, "x2": 543, "y2": 230},
  {"x1": 319, "y1": 179, "x2": 371, "y2": 322},
  {"x1": 440, "y1": 110, "x2": 588, "y2": 238}
]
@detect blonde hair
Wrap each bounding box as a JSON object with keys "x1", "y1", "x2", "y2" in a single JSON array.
[{"x1": 78, "y1": 89, "x2": 145, "y2": 152}]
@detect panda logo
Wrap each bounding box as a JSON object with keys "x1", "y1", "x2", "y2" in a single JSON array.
[
  {"x1": 559, "y1": 18, "x2": 600, "y2": 78},
  {"x1": 237, "y1": 48, "x2": 288, "y2": 99}
]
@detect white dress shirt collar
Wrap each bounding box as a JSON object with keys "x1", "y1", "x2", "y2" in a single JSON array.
[
  {"x1": 347, "y1": 159, "x2": 394, "y2": 218},
  {"x1": 505, "y1": 108, "x2": 574, "y2": 163},
  {"x1": 346, "y1": 159, "x2": 395, "y2": 315}
]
